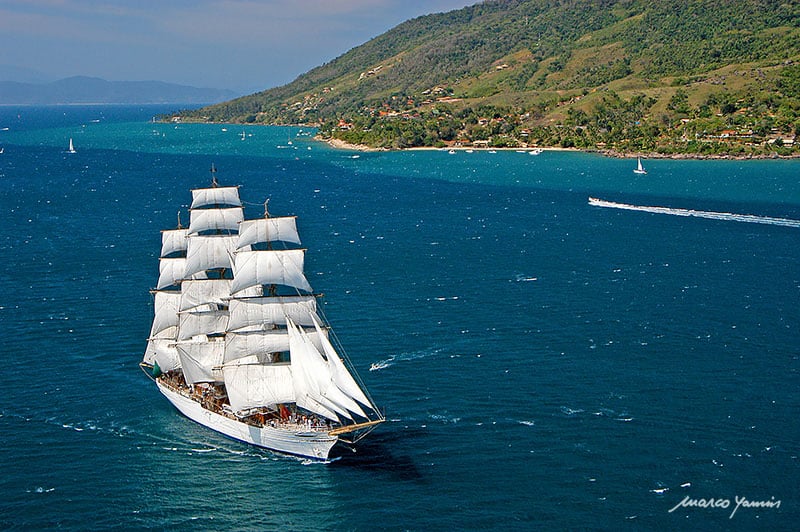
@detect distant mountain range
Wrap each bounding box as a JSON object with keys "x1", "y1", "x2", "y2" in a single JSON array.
[
  {"x1": 0, "y1": 76, "x2": 238, "y2": 105},
  {"x1": 179, "y1": 0, "x2": 800, "y2": 156}
]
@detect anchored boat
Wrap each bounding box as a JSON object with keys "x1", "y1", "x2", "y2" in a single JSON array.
[{"x1": 141, "y1": 168, "x2": 384, "y2": 460}]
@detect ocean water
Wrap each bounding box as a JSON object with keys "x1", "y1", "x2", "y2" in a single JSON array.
[{"x1": 0, "y1": 105, "x2": 798, "y2": 530}]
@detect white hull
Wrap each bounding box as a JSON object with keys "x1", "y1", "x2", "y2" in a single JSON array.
[{"x1": 156, "y1": 380, "x2": 338, "y2": 460}]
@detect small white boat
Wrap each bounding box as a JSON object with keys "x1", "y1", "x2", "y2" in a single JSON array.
[
  {"x1": 634, "y1": 157, "x2": 647, "y2": 174},
  {"x1": 67, "y1": 138, "x2": 76, "y2": 154}
]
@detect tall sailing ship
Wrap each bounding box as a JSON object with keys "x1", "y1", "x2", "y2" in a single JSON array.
[{"x1": 140, "y1": 171, "x2": 384, "y2": 460}]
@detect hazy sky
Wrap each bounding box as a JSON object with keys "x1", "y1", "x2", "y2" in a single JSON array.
[{"x1": 0, "y1": 0, "x2": 477, "y2": 94}]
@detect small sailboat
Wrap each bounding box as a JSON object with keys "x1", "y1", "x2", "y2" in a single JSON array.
[
  {"x1": 633, "y1": 157, "x2": 646, "y2": 175},
  {"x1": 241, "y1": 131, "x2": 246, "y2": 141},
  {"x1": 67, "y1": 138, "x2": 76, "y2": 154}
]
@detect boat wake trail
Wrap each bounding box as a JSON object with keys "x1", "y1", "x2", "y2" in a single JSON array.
[
  {"x1": 370, "y1": 347, "x2": 442, "y2": 371},
  {"x1": 588, "y1": 197, "x2": 800, "y2": 228}
]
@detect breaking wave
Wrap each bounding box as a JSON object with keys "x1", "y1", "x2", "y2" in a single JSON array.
[{"x1": 589, "y1": 197, "x2": 800, "y2": 228}]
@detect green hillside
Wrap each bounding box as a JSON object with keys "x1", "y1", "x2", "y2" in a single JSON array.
[{"x1": 177, "y1": 0, "x2": 800, "y2": 156}]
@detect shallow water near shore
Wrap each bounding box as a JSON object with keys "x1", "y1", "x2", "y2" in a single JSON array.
[{"x1": 0, "y1": 105, "x2": 798, "y2": 529}]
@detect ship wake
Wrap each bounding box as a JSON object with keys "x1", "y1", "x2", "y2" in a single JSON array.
[{"x1": 588, "y1": 197, "x2": 800, "y2": 228}]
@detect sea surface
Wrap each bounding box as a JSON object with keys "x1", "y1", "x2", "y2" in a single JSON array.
[{"x1": 0, "y1": 105, "x2": 798, "y2": 530}]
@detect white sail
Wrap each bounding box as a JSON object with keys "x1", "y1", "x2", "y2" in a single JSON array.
[
  {"x1": 157, "y1": 258, "x2": 194, "y2": 289},
  {"x1": 149, "y1": 325, "x2": 177, "y2": 340},
  {"x1": 149, "y1": 291, "x2": 182, "y2": 337},
  {"x1": 179, "y1": 279, "x2": 230, "y2": 311},
  {"x1": 237, "y1": 216, "x2": 301, "y2": 248},
  {"x1": 177, "y1": 309, "x2": 229, "y2": 340},
  {"x1": 224, "y1": 328, "x2": 328, "y2": 363},
  {"x1": 177, "y1": 341, "x2": 225, "y2": 384},
  {"x1": 227, "y1": 296, "x2": 317, "y2": 331},
  {"x1": 230, "y1": 249, "x2": 312, "y2": 294},
  {"x1": 297, "y1": 317, "x2": 369, "y2": 418},
  {"x1": 222, "y1": 361, "x2": 295, "y2": 412},
  {"x1": 160, "y1": 228, "x2": 189, "y2": 257},
  {"x1": 188, "y1": 207, "x2": 244, "y2": 235},
  {"x1": 190, "y1": 186, "x2": 241, "y2": 208},
  {"x1": 310, "y1": 314, "x2": 373, "y2": 409},
  {"x1": 184, "y1": 235, "x2": 239, "y2": 277},
  {"x1": 179, "y1": 281, "x2": 262, "y2": 312},
  {"x1": 286, "y1": 318, "x2": 365, "y2": 421},
  {"x1": 146, "y1": 338, "x2": 181, "y2": 372},
  {"x1": 287, "y1": 319, "x2": 340, "y2": 421},
  {"x1": 142, "y1": 338, "x2": 158, "y2": 365}
]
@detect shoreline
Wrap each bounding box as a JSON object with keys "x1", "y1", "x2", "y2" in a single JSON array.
[{"x1": 321, "y1": 136, "x2": 800, "y2": 161}]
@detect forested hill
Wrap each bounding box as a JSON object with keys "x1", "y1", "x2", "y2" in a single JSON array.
[{"x1": 177, "y1": 0, "x2": 800, "y2": 156}]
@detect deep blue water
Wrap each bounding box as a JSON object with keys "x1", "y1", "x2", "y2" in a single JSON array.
[{"x1": 0, "y1": 105, "x2": 798, "y2": 530}]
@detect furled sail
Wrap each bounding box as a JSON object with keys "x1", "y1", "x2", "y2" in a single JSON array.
[
  {"x1": 177, "y1": 309, "x2": 229, "y2": 340},
  {"x1": 160, "y1": 228, "x2": 189, "y2": 257},
  {"x1": 188, "y1": 207, "x2": 244, "y2": 235},
  {"x1": 190, "y1": 186, "x2": 241, "y2": 208},
  {"x1": 230, "y1": 249, "x2": 312, "y2": 294},
  {"x1": 237, "y1": 216, "x2": 301, "y2": 248},
  {"x1": 177, "y1": 341, "x2": 225, "y2": 384},
  {"x1": 227, "y1": 296, "x2": 317, "y2": 331},
  {"x1": 222, "y1": 360, "x2": 295, "y2": 412},
  {"x1": 184, "y1": 235, "x2": 239, "y2": 277}
]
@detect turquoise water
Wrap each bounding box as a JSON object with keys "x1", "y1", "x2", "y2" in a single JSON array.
[{"x1": 0, "y1": 105, "x2": 798, "y2": 529}]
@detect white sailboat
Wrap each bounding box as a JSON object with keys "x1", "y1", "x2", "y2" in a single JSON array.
[
  {"x1": 67, "y1": 138, "x2": 76, "y2": 154},
  {"x1": 141, "y1": 168, "x2": 384, "y2": 460},
  {"x1": 633, "y1": 157, "x2": 646, "y2": 174}
]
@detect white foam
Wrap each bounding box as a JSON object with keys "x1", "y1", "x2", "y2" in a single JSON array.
[{"x1": 589, "y1": 197, "x2": 800, "y2": 228}]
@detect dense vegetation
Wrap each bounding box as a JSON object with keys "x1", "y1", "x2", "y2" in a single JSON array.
[{"x1": 177, "y1": 0, "x2": 800, "y2": 156}]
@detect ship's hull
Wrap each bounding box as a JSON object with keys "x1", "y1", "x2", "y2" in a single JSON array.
[{"x1": 156, "y1": 380, "x2": 338, "y2": 460}]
